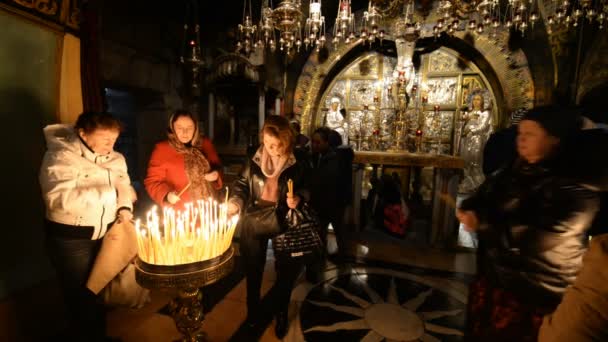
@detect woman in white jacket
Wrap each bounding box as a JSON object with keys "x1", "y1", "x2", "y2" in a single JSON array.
[{"x1": 40, "y1": 112, "x2": 135, "y2": 342}]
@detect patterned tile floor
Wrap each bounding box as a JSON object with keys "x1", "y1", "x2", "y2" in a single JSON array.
[{"x1": 107, "y1": 230, "x2": 475, "y2": 341}]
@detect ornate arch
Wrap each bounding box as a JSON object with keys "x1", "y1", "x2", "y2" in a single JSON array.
[
  {"x1": 576, "y1": 35, "x2": 608, "y2": 103},
  {"x1": 293, "y1": 12, "x2": 535, "y2": 134}
]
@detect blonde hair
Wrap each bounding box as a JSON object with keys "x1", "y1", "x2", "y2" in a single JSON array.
[{"x1": 260, "y1": 115, "x2": 295, "y2": 153}]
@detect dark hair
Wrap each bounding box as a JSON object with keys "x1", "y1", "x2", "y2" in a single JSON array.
[
  {"x1": 521, "y1": 105, "x2": 582, "y2": 141},
  {"x1": 74, "y1": 112, "x2": 122, "y2": 134},
  {"x1": 260, "y1": 115, "x2": 295, "y2": 153},
  {"x1": 313, "y1": 127, "x2": 332, "y2": 142},
  {"x1": 328, "y1": 130, "x2": 342, "y2": 148},
  {"x1": 290, "y1": 121, "x2": 301, "y2": 133},
  {"x1": 169, "y1": 109, "x2": 201, "y2": 145}
]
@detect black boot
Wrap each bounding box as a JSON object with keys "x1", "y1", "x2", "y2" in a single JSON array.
[
  {"x1": 245, "y1": 302, "x2": 261, "y2": 330},
  {"x1": 274, "y1": 311, "x2": 288, "y2": 339}
]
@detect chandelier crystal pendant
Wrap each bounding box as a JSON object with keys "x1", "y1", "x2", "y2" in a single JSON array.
[
  {"x1": 361, "y1": 1, "x2": 384, "y2": 45},
  {"x1": 258, "y1": 0, "x2": 277, "y2": 52},
  {"x1": 271, "y1": 0, "x2": 304, "y2": 52},
  {"x1": 334, "y1": 0, "x2": 356, "y2": 47},
  {"x1": 304, "y1": 0, "x2": 326, "y2": 50},
  {"x1": 237, "y1": 0, "x2": 257, "y2": 54}
]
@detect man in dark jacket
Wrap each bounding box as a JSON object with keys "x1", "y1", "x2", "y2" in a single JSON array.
[{"x1": 309, "y1": 128, "x2": 353, "y2": 265}]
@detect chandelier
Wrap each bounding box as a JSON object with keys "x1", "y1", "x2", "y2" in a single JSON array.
[
  {"x1": 333, "y1": 0, "x2": 356, "y2": 46},
  {"x1": 272, "y1": 0, "x2": 304, "y2": 52},
  {"x1": 431, "y1": 0, "x2": 607, "y2": 37},
  {"x1": 236, "y1": 0, "x2": 257, "y2": 55},
  {"x1": 237, "y1": 0, "x2": 308, "y2": 54},
  {"x1": 258, "y1": 0, "x2": 277, "y2": 51},
  {"x1": 236, "y1": 0, "x2": 607, "y2": 56},
  {"x1": 180, "y1": 0, "x2": 204, "y2": 96},
  {"x1": 361, "y1": 1, "x2": 385, "y2": 44},
  {"x1": 304, "y1": 0, "x2": 326, "y2": 50}
]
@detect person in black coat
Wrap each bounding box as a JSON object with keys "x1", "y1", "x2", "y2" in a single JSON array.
[
  {"x1": 228, "y1": 115, "x2": 310, "y2": 338},
  {"x1": 309, "y1": 128, "x2": 352, "y2": 260},
  {"x1": 457, "y1": 106, "x2": 600, "y2": 341}
]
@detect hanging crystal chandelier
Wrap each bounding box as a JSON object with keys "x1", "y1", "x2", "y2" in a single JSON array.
[
  {"x1": 257, "y1": 0, "x2": 277, "y2": 51},
  {"x1": 236, "y1": 0, "x2": 257, "y2": 54},
  {"x1": 304, "y1": 0, "x2": 326, "y2": 50},
  {"x1": 179, "y1": 1, "x2": 203, "y2": 96},
  {"x1": 361, "y1": 1, "x2": 385, "y2": 44},
  {"x1": 271, "y1": 0, "x2": 304, "y2": 52},
  {"x1": 333, "y1": 0, "x2": 356, "y2": 46}
]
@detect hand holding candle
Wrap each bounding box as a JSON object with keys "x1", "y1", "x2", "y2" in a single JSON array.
[{"x1": 286, "y1": 179, "x2": 300, "y2": 209}]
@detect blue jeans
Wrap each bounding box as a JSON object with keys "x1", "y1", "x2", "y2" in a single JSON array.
[{"x1": 45, "y1": 220, "x2": 106, "y2": 341}]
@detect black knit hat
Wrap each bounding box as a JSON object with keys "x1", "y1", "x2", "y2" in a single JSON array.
[{"x1": 521, "y1": 105, "x2": 582, "y2": 140}]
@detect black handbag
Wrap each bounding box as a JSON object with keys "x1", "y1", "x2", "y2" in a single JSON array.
[
  {"x1": 243, "y1": 204, "x2": 282, "y2": 238},
  {"x1": 272, "y1": 203, "x2": 323, "y2": 261}
]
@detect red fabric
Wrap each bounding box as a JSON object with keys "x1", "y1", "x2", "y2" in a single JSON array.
[
  {"x1": 383, "y1": 204, "x2": 407, "y2": 236},
  {"x1": 466, "y1": 277, "x2": 555, "y2": 342},
  {"x1": 144, "y1": 137, "x2": 223, "y2": 208}
]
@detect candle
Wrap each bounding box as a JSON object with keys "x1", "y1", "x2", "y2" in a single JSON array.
[{"x1": 134, "y1": 196, "x2": 240, "y2": 266}]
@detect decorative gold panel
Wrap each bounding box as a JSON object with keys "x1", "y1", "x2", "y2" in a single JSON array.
[
  {"x1": 461, "y1": 76, "x2": 484, "y2": 107},
  {"x1": 428, "y1": 50, "x2": 461, "y2": 73},
  {"x1": 345, "y1": 55, "x2": 379, "y2": 77},
  {"x1": 423, "y1": 110, "x2": 454, "y2": 140},
  {"x1": 292, "y1": 9, "x2": 538, "y2": 159},
  {"x1": 322, "y1": 80, "x2": 346, "y2": 109},
  {"x1": 426, "y1": 77, "x2": 458, "y2": 105},
  {"x1": 1, "y1": 0, "x2": 81, "y2": 30},
  {"x1": 383, "y1": 56, "x2": 397, "y2": 78},
  {"x1": 349, "y1": 79, "x2": 377, "y2": 108}
]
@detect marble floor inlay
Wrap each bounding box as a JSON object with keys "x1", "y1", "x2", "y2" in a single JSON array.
[
  {"x1": 102, "y1": 233, "x2": 473, "y2": 342},
  {"x1": 292, "y1": 265, "x2": 466, "y2": 342}
]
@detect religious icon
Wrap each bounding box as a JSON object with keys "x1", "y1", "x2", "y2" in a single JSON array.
[
  {"x1": 459, "y1": 90, "x2": 493, "y2": 193},
  {"x1": 324, "y1": 96, "x2": 348, "y2": 145}
]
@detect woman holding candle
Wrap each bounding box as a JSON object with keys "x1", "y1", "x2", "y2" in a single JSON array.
[
  {"x1": 228, "y1": 115, "x2": 310, "y2": 338},
  {"x1": 145, "y1": 110, "x2": 223, "y2": 208},
  {"x1": 39, "y1": 112, "x2": 136, "y2": 341}
]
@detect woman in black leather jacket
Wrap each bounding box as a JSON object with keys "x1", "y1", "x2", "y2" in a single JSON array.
[
  {"x1": 228, "y1": 115, "x2": 309, "y2": 338},
  {"x1": 457, "y1": 106, "x2": 599, "y2": 341}
]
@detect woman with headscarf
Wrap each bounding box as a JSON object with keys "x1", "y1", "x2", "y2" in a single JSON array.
[
  {"x1": 456, "y1": 106, "x2": 599, "y2": 341},
  {"x1": 145, "y1": 110, "x2": 223, "y2": 208}
]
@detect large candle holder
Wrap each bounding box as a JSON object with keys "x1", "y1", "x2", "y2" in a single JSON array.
[
  {"x1": 133, "y1": 197, "x2": 239, "y2": 341},
  {"x1": 135, "y1": 247, "x2": 234, "y2": 342}
]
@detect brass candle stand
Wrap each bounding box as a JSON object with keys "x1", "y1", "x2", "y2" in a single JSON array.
[{"x1": 135, "y1": 247, "x2": 235, "y2": 342}]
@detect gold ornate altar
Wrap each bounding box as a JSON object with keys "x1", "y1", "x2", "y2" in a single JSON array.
[
  {"x1": 352, "y1": 151, "x2": 464, "y2": 247},
  {"x1": 353, "y1": 151, "x2": 464, "y2": 169}
]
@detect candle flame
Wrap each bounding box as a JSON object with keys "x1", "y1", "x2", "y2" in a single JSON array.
[{"x1": 135, "y1": 196, "x2": 239, "y2": 265}]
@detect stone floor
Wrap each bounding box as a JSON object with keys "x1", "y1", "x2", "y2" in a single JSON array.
[{"x1": 106, "y1": 229, "x2": 475, "y2": 342}]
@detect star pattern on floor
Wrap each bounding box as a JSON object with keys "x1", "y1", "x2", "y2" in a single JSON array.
[{"x1": 299, "y1": 270, "x2": 466, "y2": 342}]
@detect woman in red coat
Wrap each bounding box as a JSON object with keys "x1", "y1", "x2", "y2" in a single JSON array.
[{"x1": 145, "y1": 110, "x2": 223, "y2": 208}]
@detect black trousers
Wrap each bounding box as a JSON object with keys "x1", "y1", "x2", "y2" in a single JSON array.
[
  {"x1": 318, "y1": 206, "x2": 347, "y2": 255},
  {"x1": 240, "y1": 231, "x2": 304, "y2": 317},
  {"x1": 45, "y1": 220, "x2": 106, "y2": 341}
]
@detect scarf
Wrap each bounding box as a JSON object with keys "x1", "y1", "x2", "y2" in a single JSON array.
[
  {"x1": 168, "y1": 133, "x2": 216, "y2": 201},
  {"x1": 260, "y1": 146, "x2": 288, "y2": 178}
]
